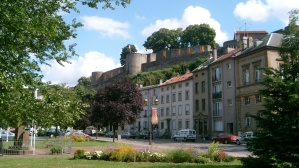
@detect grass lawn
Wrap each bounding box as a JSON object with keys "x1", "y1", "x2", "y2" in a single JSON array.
[{"x1": 0, "y1": 157, "x2": 243, "y2": 168}]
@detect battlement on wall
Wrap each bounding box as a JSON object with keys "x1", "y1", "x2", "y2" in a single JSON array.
[{"x1": 92, "y1": 45, "x2": 212, "y2": 89}]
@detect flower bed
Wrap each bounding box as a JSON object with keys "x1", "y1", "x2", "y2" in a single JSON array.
[{"x1": 73, "y1": 142, "x2": 236, "y2": 163}]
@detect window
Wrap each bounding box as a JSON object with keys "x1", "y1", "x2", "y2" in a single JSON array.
[
  {"x1": 166, "y1": 107, "x2": 170, "y2": 116},
  {"x1": 172, "y1": 85, "x2": 176, "y2": 90},
  {"x1": 185, "y1": 120, "x2": 190, "y2": 129},
  {"x1": 226, "y1": 63, "x2": 231, "y2": 69},
  {"x1": 212, "y1": 67, "x2": 222, "y2": 82},
  {"x1": 227, "y1": 81, "x2": 232, "y2": 87},
  {"x1": 172, "y1": 106, "x2": 176, "y2": 116},
  {"x1": 161, "y1": 95, "x2": 164, "y2": 104},
  {"x1": 245, "y1": 96, "x2": 250, "y2": 105},
  {"x1": 166, "y1": 95, "x2": 169, "y2": 103},
  {"x1": 243, "y1": 67, "x2": 249, "y2": 85},
  {"x1": 185, "y1": 82, "x2": 189, "y2": 87},
  {"x1": 161, "y1": 121, "x2": 164, "y2": 129},
  {"x1": 178, "y1": 92, "x2": 182, "y2": 101},
  {"x1": 161, "y1": 108, "x2": 164, "y2": 117},
  {"x1": 246, "y1": 117, "x2": 252, "y2": 127},
  {"x1": 161, "y1": 88, "x2": 164, "y2": 92},
  {"x1": 195, "y1": 100, "x2": 199, "y2": 112},
  {"x1": 144, "y1": 121, "x2": 147, "y2": 130},
  {"x1": 178, "y1": 84, "x2": 182, "y2": 88},
  {"x1": 172, "y1": 120, "x2": 176, "y2": 129},
  {"x1": 214, "y1": 119, "x2": 223, "y2": 131},
  {"x1": 178, "y1": 120, "x2": 182, "y2": 130},
  {"x1": 213, "y1": 84, "x2": 222, "y2": 99},
  {"x1": 255, "y1": 95, "x2": 262, "y2": 103},
  {"x1": 172, "y1": 93, "x2": 176, "y2": 102},
  {"x1": 255, "y1": 66, "x2": 261, "y2": 82},
  {"x1": 213, "y1": 102, "x2": 222, "y2": 116},
  {"x1": 178, "y1": 105, "x2": 182, "y2": 116},
  {"x1": 185, "y1": 90, "x2": 189, "y2": 100},
  {"x1": 195, "y1": 83, "x2": 199, "y2": 93},
  {"x1": 185, "y1": 104, "x2": 190, "y2": 115},
  {"x1": 144, "y1": 110, "x2": 148, "y2": 117},
  {"x1": 167, "y1": 87, "x2": 169, "y2": 91},
  {"x1": 201, "y1": 81, "x2": 205, "y2": 93},
  {"x1": 228, "y1": 99, "x2": 232, "y2": 106},
  {"x1": 202, "y1": 99, "x2": 206, "y2": 111}
]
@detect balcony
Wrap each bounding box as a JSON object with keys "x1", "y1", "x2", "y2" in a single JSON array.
[{"x1": 212, "y1": 92, "x2": 222, "y2": 99}]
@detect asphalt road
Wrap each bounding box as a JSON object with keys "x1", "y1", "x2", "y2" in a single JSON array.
[{"x1": 94, "y1": 136, "x2": 252, "y2": 158}]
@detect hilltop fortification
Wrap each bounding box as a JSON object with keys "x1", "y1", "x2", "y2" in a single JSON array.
[{"x1": 91, "y1": 45, "x2": 213, "y2": 89}]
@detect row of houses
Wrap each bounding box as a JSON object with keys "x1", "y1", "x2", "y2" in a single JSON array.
[{"x1": 116, "y1": 29, "x2": 284, "y2": 139}]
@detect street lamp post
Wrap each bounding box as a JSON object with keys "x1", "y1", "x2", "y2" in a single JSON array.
[{"x1": 144, "y1": 98, "x2": 158, "y2": 145}]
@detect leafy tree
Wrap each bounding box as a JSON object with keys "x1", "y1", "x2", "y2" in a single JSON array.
[
  {"x1": 90, "y1": 78, "x2": 143, "y2": 142},
  {"x1": 180, "y1": 24, "x2": 216, "y2": 47},
  {"x1": 0, "y1": 0, "x2": 129, "y2": 130},
  {"x1": 143, "y1": 28, "x2": 183, "y2": 53},
  {"x1": 120, "y1": 44, "x2": 137, "y2": 66},
  {"x1": 245, "y1": 9, "x2": 299, "y2": 168},
  {"x1": 73, "y1": 76, "x2": 96, "y2": 129}
]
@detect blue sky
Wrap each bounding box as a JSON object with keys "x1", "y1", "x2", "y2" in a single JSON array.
[{"x1": 40, "y1": 0, "x2": 298, "y2": 86}]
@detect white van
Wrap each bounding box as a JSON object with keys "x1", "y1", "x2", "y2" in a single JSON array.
[
  {"x1": 236, "y1": 131, "x2": 254, "y2": 145},
  {"x1": 172, "y1": 129, "x2": 197, "y2": 142}
]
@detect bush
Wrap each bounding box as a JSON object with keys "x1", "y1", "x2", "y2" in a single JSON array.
[
  {"x1": 51, "y1": 146, "x2": 62, "y2": 155},
  {"x1": 196, "y1": 155, "x2": 212, "y2": 164},
  {"x1": 109, "y1": 146, "x2": 137, "y2": 162},
  {"x1": 167, "y1": 148, "x2": 194, "y2": 163},
  {"x1": 240, "y1": 156, "x2": 276, "y2": 168},
  {"x1": 71, "y1": 134, "x2": 86, "y2": 142},
  {"x1": 74, "y1": 149, "x2": 86, "y2": 159}
]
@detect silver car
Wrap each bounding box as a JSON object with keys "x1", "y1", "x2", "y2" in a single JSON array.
[
  {"x1": 236, "y1": 131, "x2": 254, "y2": 145},
  {"x1": 0, "y1": 130, "x2": 15, "y2": 140}
]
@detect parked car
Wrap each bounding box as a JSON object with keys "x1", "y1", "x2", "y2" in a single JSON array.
[
  {"x1": 236, "y1": 131, "x2": 255, "y2": 145},
  {"x1": 212, "y1": 133, "x2": 239, "y2": 144},
  {"x1": 136, "y1": 132, "x2": 151, "y2": 139},
  {"x1": 105, "y1": 131, "x2": 117, "y2": 138},
  {"x1": 0, "y1": 130, "x2": 15, "y2": 140},
  {"x1": 172, "y1": 129, "x2": 197, "y2": 142},
  {"x1": 120, "y1": 132, "x2": 136, "y2": 139}
]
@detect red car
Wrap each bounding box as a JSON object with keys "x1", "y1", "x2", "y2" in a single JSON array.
[{"x1": 212, "y1": 133, "x2": 239, "y2": 144}]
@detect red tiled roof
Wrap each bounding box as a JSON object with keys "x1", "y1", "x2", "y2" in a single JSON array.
[
  {"x1": 161, "y1": 73, "x2": 193, "y2": 86},
  {"x1": 214, "y1": 47, "x2": 242, "y2": 63}
]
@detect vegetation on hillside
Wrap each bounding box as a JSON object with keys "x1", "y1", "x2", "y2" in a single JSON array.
[{"x1": 128, "y1": 57, "x2": 208, "y2": 86}]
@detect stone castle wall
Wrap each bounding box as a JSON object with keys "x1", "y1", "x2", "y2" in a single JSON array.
[{"x1": 92, "y1": 45, "x2": 212, "y2": 89}]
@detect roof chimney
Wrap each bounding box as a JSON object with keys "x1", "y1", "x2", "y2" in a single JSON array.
[
  {"x1": 213, "y1": 48, "x2": 217, "y2": 60},
  {"x1": 242, "y1": 36, "x2": 248, "y2": 50}
]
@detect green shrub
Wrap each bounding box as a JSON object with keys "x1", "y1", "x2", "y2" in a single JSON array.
[
  {"x1": 207, "y1": 141, "x2": 221, "y2": 161},
  {"x1": 223, "y1": 155, "x2": 236, "y2": 162},
  {"x1": 50, "y1": 146, "x2": 62, "y2": 155},
  {"x1": 240, "y1": 156, "x2": 276, "y2": 168},
  {"x1": 196, "y1": 155, "x2": 212, "y2": 164},
  {"x1": 167, "y1": 148, "x2": 194, "y2": 163},
  {"x1": 74, "y1": 149, "x2": 86, "y2": 159}
]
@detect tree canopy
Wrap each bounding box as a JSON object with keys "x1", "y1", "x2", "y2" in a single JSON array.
[
  {"x1": 244, "y1": 9, "x2": 299, "y2": 168},
  {"x1": 180, "y1": 24, "x2": 216, "y2": 47},
  {"x1": 143, "y1": 24, "x2": 217, "y2": 53},
  {"x1": 90, "y1": 78, "x2": 143, "y2": 141},
  {"x1": 73, "y1": 76, "x2": 96, "y2": 129},
  {"x1": 120, "y1": 44, "x2": 137, "y2": 66},
  {"x1": 143, "y1": 28, "x2": 183, "y2": 53},
  {"x1": 0, "y1": 0, "x2": 129, "y2": 129}
]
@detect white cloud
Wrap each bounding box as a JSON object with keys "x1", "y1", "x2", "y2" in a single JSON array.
[
  {"x1": 141, "y1": 6, "x2": 229, "y2": 46},
  {"x1": 41, "y1": 51, "x2": 121, "y2": 86},
  {"x1": 81, "y1": 16, "x2": 131, "y2": 38},
  {"x1": 234, "y1": 0, "x2": 299, "y2": 25}
]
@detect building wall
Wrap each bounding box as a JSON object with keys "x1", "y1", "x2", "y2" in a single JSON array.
[{"x1": 235, "y1": 49, "x2": 280, "y2": 134}]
